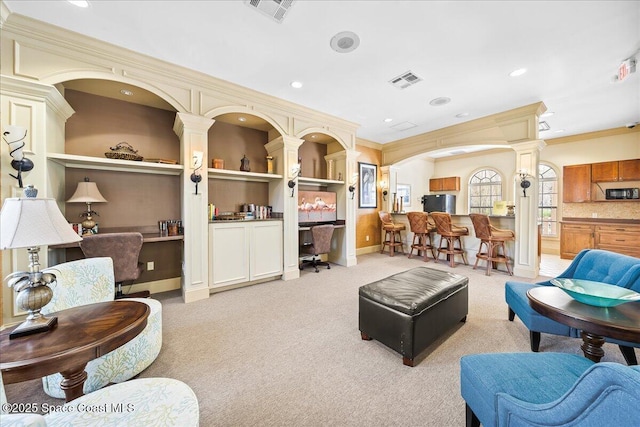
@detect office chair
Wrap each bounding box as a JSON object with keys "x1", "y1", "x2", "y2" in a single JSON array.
[
  {"x1": 80, "y1": 232, "x2": 147, "y2": 298},
  {"x1": 299, "y1": 224, "x2": 334, "y2": 272}
]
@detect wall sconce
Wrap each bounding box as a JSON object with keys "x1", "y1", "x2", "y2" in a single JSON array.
[
  {"x1": 348, "y1": 172, "x2": 358, "y2": 200},
  {"x1": 288, "y1": 163, "x2": 301, "y2": 197},
  {"x1": 380, "y1": 180, "x2": 388, "y2": 201},
  {"x1": 518, "y1": 170, "x2": 532, "y2": 197},
  {"x1": 3, "y1": 125, "x2": 34, "y2": 188},
  {"x1": 190, "y1": 151, "x2": 203, "y2": 195}
]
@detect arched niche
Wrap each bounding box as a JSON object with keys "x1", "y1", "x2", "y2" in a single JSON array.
[
  {"x1": 297, "y1": 129, "x2": 346, "y2": 180},
  {"x1": 59, "y1": 78, "x2": 182, "y2": 164}
]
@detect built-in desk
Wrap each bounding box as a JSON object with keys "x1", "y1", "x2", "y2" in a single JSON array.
[
  {"x1": 48, "y1": 227, "x2": 183, "y2": 292},
  {"x1": 298, "y1": 222, "x2": 346, "y2": 266}
]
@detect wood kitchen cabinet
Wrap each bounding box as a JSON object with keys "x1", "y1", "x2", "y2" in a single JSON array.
[
  {"x1": 429, "y1": 176, "x2": 460, "y2": 192},
  {"x1": 561, "y1": 220, "x2": 640, "y2": 259},
  {"x1": 562, "y1": 164, "x2": 591, "y2": 202},
  {"x1": 619, "y1": 159, "x2": 640, "y2": 181},
  {"x1": 595, "y1": 224, "x2": 640, "y2": 258},
  {"x1": 560, "y1": 222, "x2": 594, "y2": 259},
  {"x1": 591, "y1": 159, "x2": 640, "y2": 182}
]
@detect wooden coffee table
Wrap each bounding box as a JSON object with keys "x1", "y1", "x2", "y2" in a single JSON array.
[
  {"x1": 0, "y1": 300, "x2": 149, "y2": 402},
  {"x1": 527, "y1": 286, "x2": 640, "y2": 363}
]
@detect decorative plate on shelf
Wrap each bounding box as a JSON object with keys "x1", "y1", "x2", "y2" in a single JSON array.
[{"x1": 550, "y1": 278, "x2": 640, "y2": 307}]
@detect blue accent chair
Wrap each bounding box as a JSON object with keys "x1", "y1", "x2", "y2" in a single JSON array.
[
  {"x1": 505, "y1": 249, "x2": 640, "y2": 364},
  {"x1": 460, "y1": 352, "x2": 640, "y2": 427}
]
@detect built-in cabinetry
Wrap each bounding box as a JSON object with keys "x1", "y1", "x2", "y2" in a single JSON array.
[
  {"x1": 562, "y1": 164, "x2": 591, "y2": 203},
  {"x1": 208, "y1": 221, "x2": 283, "y2": 290},
  {"x1": 591, "y1": 159, "x2": 640, "y2": 182},
  {"x1": 560, "y1": 220, "x2": 640, "y2": 259},
  {"x1": 563, "y1": 159, "x2": 640, "y2": 203},
  {"x1": 429, "y1": 176, "x2": 460, "y2": 192}
]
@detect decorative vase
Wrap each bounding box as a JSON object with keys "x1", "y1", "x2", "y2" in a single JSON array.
[
  {"x1": 240, "y1": 155, "x2": 250, "y2": 172},
  {"x1": 23, "y1": 185, "x2": 38, "y2": 198},
  {"x1": 266, "y1": 156, "x2": 274, "y2": 174}
]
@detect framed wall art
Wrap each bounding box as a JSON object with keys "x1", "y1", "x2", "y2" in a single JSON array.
[
  {"x1": 358, "y1": 162, "x2": 377, "y2": 208},
  {"x1": 397, "y1": 183, "x2": 411, "y2": 207}
]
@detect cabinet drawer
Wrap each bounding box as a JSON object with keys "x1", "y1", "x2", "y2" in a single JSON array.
[
  {"x1": 597, "y1": 233, "x2": 637, "y2": 246},
  {"x1": 595, "y1": 225, "x2": 640, "y2": 234},
  {"x1": 597, "y1": 244, "x2": 640, "y2": 258},
  {"x1": 562, "y1": 224, "x2": 594, "y2": 231}
]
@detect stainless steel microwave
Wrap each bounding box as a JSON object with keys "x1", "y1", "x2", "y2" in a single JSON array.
[{"x1": 605, "y1": 188, "x2": 639, "y2": 199}]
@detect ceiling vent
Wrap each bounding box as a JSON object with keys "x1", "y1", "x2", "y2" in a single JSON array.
[
  {"x1": 246, "y1": 0, "x2": 295, "y2": 23},
  {"x1": 539, "y1": 121, "x2": 550, "y2": 132},
  {"x1": 389, "y1": 71, "x2": 422, "y2": 89},
  {"x1": 390, "y1": 121, "x2": 418, "y2": 131},
  {"x1": 330, "y1": 31, "x2": 360, "y2": 53}
]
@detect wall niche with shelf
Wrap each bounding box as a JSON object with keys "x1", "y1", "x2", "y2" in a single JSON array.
[{"x1": 63, "y1": 87, "x2": 180, "y2": 162}]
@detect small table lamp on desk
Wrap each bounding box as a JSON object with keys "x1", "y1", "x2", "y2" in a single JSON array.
[
  {"x1": 67, "y1": 177, "x2": 107, "y2": 236},
  {"x1": 0, "y1": 191, "x2": 82, "y2": 338}
]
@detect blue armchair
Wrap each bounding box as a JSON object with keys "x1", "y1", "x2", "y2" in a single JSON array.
[
  {"x1": 505, "y1": 249, "x2": 640, "y2": 364},
  {"x1": 460, "y1": 352, "x2": 640, "y2": 427}
]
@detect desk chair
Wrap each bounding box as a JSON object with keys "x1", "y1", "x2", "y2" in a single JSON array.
[
  {"x1": 469, "y1": 213, "x2": 515, "y2": 276},
  {"x1": 300, "y1": 224, "x2": 334, "y2": 272},
  {"x1": 80, "y1": 232, "x2": 147, "y2": 298}
]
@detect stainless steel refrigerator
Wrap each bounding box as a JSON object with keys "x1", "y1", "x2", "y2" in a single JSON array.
[{"x1": 421, "y1": 194, "x2": 456, "y2": 214}]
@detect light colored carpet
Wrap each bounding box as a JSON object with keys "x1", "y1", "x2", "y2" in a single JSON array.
[{"x1": 5, "y1": 253, "x2": 632, "y2": 426}]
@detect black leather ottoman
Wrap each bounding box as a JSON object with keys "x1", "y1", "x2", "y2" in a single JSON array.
[{"x1": 359, "y1": 267, "x2": 468, "y2": 366}]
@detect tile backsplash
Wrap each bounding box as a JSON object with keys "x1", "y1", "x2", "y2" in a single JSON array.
[{"x1": 563, "y1": 201, "x2": 640, "y2": 219}]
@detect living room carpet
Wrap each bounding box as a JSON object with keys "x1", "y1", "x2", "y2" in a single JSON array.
[{"x1": 4, "y1": 253, "x2": 632, "y2": 426}]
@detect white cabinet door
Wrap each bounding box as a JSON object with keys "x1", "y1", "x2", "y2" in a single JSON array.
[
  {"x1": 250, "y1": 221, "x2": 283, "y2": 281},
  {"x1": 209, "y1": 223, "x2": 250, "y2": 288}
]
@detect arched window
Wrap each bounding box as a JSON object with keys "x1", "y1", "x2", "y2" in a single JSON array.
[
  {"x1": 469, "y1": 169, "x2": 502, "y2": 215},
  {"x1": 538, "y1": 163, "x2": 558, "y2": 237}
]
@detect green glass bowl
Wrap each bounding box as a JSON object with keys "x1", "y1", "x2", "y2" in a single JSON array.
[{"x1": 551, "y1": 278, "x2": 640, "y2": 307}]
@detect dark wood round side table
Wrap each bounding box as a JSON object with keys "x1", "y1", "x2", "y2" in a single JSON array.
[
  {"x1": 527, "y1": 286, "x2": 640, "y2": 363},
  {"x1": 0, "y1": 300, "x2": 149, "y2": 402}
]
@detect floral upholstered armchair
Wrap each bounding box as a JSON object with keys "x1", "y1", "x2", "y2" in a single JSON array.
[{"x1": 40, "y1": 257, "x2": 162, "y2": 398}]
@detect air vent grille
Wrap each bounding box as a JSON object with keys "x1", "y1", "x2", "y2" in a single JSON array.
[
  {"x1": 389, "y1": 71, "x2": 422, "y2": 89},
  {"x1": 390, "y1": 121, "x2": 418, "y2": 131},
  {"x1": 246, "y1": 0, "x2": 295, "y2": 23},
  {"x1": 539, "y1": 121, "x2": 550, "y2": 131}
]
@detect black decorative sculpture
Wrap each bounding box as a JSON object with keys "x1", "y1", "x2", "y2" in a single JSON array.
[{"x1": 3, "y1": 125, "x2": 34, "y2": 188}]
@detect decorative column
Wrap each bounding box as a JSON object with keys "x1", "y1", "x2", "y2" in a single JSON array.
[
  {"x1": 173, "y1": 113, "x2": 214, "y2": 303},
  {"x1": 1, "y1": 77, "x2": 75, "y2": 319},
  {"x1": 343, "y1": 148, "x2": 360, "y2": 267},
  {"x1": 512, "y1": 140, "x2": 546, "y2": 278},
  {"x1": 265, "y1": 135, "x2": 304, "y2": 280}
]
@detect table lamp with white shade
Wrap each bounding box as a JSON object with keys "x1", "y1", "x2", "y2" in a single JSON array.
[
  {"x1": 66, "y1": 177, "x2": 107, "y2": 235},
  {"x1": 1, "y1": 191, "x2": 82, "y2": 338}
]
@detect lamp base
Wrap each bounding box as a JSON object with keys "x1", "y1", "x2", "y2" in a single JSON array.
[{"x1": 10, "y1": 315, "x2": 58, "y2": 339}]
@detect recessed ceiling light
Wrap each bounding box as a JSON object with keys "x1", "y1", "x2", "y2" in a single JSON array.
[
  {"x1": 429, "y1": 97, "x2": 451, "y2": 106},
  {"x1": 509, "y1": 68, "x2": 527, "y2": 77},
  {"x1": 384, "y1": 118, "x2": 393, "y2": 123},
  {"x1": 67, "y1": 0, "x2": 89, "y2": 7},
  {"x1": 238, "y1": 117, "x2": 247, "y2": 122},
  {"x1": 540, "y1": 111, "x2": 554, "y2": 118},
  {"x1": 120, "y1": 89, "x2": 133, "y2": 96},
  {"x1": 455, "y1": 112, "x2": 469, "y2": 118},
  {"x1": 290, "y1": 81, "x2": 303, "y2": 89},
  {"x1": 311, "y1": 134, "x2": 317, "y2": 139}
]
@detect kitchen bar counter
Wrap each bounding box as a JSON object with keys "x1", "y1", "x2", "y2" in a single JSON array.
[{"x1": 391, "y1": 212, "x2": 516, "y2": 272}]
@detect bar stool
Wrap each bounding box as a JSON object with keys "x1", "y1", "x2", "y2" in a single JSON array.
[
  {"x1": 379, "y1": 211, "x2": 405, "y2": 256},
  {"x1": 431, "y1": 211, "x2": 469, "y2": 268},
  {"x1": 469, "y1": 213, "x2": 515, "y2": 276},
  {"x1": 406, "y1": 211, "x2": 436, "y2": 261}
]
